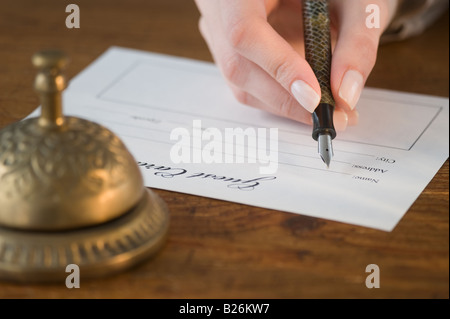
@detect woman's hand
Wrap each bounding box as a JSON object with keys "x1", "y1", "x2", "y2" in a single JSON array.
[{"x1": 194, "y1": 0, "x2": 398, "y2": 131}]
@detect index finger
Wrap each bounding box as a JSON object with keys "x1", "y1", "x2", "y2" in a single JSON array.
[{"x1": 218, "y1": 0, "x2": 322, "y2": 113}]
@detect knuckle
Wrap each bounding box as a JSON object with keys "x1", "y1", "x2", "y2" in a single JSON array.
[{"x1": 221, "y1": 53, "x2": 246, "y2": 86}]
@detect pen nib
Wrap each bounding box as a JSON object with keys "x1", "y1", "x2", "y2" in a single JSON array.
[{"x1": 318, "y1": 134, "x2": 333, "y2": 168}]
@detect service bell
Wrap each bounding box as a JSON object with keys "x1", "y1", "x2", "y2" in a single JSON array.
[{"x1": 0, "y1": 50, "x2": 170, "y2": 282}]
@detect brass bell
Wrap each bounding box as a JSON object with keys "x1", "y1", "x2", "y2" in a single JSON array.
[{"x1": 0, "y1": 50, "x2": 170, "y2": 282}]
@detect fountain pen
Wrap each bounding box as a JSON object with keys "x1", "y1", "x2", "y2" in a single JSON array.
[{"x1": 302, "y1": 0, "x2": 336, "y2": 167}]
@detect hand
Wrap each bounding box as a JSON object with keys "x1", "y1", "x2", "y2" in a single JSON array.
[{"x1": 194, "y1": 0, "x2": 398, "y2": 131}]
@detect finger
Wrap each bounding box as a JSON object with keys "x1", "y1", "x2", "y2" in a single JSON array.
[
  {"x1": 198, "y1": 0, "x2": 355, "y2": 130},
  {"x1": 218, "y1": 0, "x2": 321, "y2": 113},
  {"x1": 229, "y1": 85, "x2": 313, "y2": 125},
  {"x1": 330, "y1": 0, "x2": 399, "y2": 111},
  {"x1": 347, "y1": 109, "x2": 359, "y2": 127},
  {"x1": 229, "y1": 86, "x2": 298, "y2": 120},
  {"x1": 334, "y1": 107, "x2": 360, "y2": 131},
  {"x1": 200, "y1": 15, "x2": 314, "y2": 125}
]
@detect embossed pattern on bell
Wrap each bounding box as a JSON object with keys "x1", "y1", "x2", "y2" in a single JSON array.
[{"x1": 0, "y1": 116, "x2": 144, "y2": 230}]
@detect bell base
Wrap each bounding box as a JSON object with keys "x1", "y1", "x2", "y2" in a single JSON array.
[{"x1": 0, "y1": 189, "x2": 169, "y2": 283}]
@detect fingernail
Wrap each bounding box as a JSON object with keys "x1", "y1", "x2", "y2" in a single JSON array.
[
  {"x1": 333, "y1": 109, "x2": 348, "y2": 132},
  {"x1": 339, "y1": 70, "x2": 364, "y2": 110},
  {"x1": 290, "y1": 80, "x2": 320, "y2": 113}
]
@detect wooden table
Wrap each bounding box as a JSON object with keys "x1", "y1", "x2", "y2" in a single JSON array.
[{"x1": 0, "y1": 0, "x2": 448, "y2": 299}]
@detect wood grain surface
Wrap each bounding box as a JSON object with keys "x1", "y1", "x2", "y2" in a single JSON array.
[{"x1": 0, "y1": 0, "x2": 448, "y2": 299}]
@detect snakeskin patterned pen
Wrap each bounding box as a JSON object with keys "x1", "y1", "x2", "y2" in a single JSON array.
[{"x1": 302, "y1": 0, "x2": 336, "y2": 167}]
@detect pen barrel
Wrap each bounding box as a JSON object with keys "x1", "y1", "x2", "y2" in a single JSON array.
[{"x1": 302, "y1": 0, "x2": 336, "y2": 140}]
